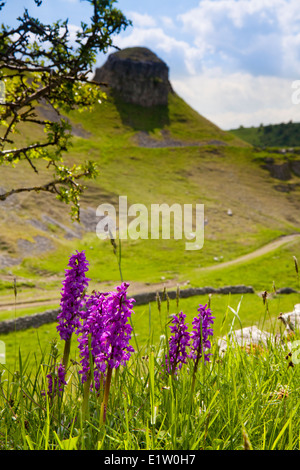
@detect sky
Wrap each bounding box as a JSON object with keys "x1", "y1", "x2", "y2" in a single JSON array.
[{"x1": 2, "y1": 0, "x2": 300, "y2": 130}]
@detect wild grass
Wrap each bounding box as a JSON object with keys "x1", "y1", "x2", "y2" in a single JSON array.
[
  {"x1": 0, "y1": 291, "x2": 299, "y2": 450},
  {"x1": 1, "y1": 86, "x2": 300, "y2": 450},
  {"x1": 1, "y1": 268, "x2": 300, "y2": 451}
]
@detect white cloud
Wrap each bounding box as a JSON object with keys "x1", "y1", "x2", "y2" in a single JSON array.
[
  {"x1": 67, "y1": 23, "x2": 80, "y2": 43},
  {"x1": 160, "y1": 16, "x2": 175, "y2": 29},
  {"x1": 114, "y1": 26, "x2": 202, "y2": 77},
  {"x1": 178, "y1": 0, "x2": 285, "y2": 32},
  {"x1": 127, "y1": 12, "x2": 156, "y2": 28},
  {"x1": 172, "y1": 70, "x2": 300, "y2": 129},
  {"x1": 114, "y1": 26, "x2": 189, "y2": 56},
  {"x1": 177, "y1": 0, "x2": 300, "y2": 78},
  {"x1": 116, "y1": 1, "x2": 300, "y2": 79}
]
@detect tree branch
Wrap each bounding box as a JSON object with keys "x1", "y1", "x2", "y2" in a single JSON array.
[
  {"x1": 0, "y1": 170, "x2": 91, "y2": 201},
  {"x1": 0, "y1": 0, "x2": 131, "y2": 219}
]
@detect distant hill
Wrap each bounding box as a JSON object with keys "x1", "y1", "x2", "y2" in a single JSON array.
[{"x1": 230, "y1": 121, "x2": 300, "y2": 148}]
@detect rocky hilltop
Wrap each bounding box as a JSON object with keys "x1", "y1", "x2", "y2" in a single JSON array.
[{"x1": 94, "y1": 47, "x2": 173, "y2": 107}]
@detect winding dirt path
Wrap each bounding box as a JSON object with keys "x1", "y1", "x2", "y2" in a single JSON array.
[
  {"x1": 0, "y1": 233, "x2": 299, "y2": 312},
  {"x1": 200, "y1": 233, "x2": 300, "y2": 272}
]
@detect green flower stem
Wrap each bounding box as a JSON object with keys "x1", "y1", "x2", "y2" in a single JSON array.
[
  {"x1": 82, "y1": 372, "x2": 92, "y2": 419},
  {"x1": 100, "y1": 366, "x2": 113, "y2": 426},
  {"x1": 62, "y1": 337, "x2": 71, "y2": 370},
  {"x1": 191, "y1": 339, "x2": 203, "y2": 393}
]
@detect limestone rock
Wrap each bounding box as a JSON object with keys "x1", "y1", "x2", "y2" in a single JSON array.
[
  {"x1": 276, "y1": 287, "x2": 298, "y2": 294},
  {"x1": 278, "y1": 304, "x2": 300, "y2": 332},
  {"x1": 94, "y1": 47, "x2": 173, "y2": 107},
  {"x1": 218, "y1": 326, "x2": 273, "y2": 355},
  {"x1": 262, "y1": 158, "x2": 300, "y2": 181},
  {"x1": 262, "y1": 160, "x2": 291, "y2": 181},
  {"x1": 291, "y1": 160, "x2": 300, "y2": 177}
]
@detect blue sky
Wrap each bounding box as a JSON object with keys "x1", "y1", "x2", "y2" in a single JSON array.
[{"x1": 2, "y1": 0, "x2": 300, "y2": 129}]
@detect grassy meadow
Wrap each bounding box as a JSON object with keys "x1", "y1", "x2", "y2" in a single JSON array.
[
  {"x1": 1, "y1": 284, "x2": 300, "y2": 450},
  {"x1": 1, "y1": 94, "x2": 300, "y2": 293},
  {"x1": 1, "y1": 92, "x2": 300, "y2": 450}
]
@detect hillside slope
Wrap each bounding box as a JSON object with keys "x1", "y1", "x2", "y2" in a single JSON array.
[{"x1": 1, "y1": 90, "x2": 300, "y2": 302}]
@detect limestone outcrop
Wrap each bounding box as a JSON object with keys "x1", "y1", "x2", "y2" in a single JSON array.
[
  {"x1": 218, "y1": 304, "x2": 300, "y2": 356},
  {"x1": 94, "y1": 47, "x2": 173, "y2": 107}
]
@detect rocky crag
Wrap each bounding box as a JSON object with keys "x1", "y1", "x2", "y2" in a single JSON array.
[{"x1": 94, "y1": 47, "x2": 173, "y2": 107}]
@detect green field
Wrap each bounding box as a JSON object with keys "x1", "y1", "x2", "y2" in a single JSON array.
[
  {"x1": 2, "y1": 87, "x2": 300, "y2": 450},
  {"x1": 1, "y1": 92, "x2": 300, "y2": 304},
  {"x1": 1, "y1": 89, "x2": 300, "y2": 341},
  {"x1": 1, "y1": 284, "x2": 300, "y2": 450},
  {"x1": 1, "y1": 287, "x2": 299, "y2": 369}
]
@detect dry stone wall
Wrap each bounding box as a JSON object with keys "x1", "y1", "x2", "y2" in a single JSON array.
[{"x1": 0, "y1": 285, "x2": 255, "y2": 334}]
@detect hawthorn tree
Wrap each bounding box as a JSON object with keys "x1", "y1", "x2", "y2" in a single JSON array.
[{"x1": 0, "y1": 0, "x2": 131, "y2": 220}]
